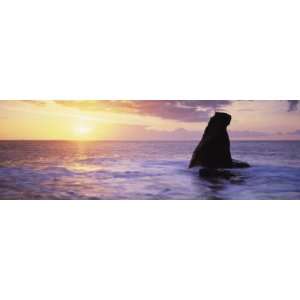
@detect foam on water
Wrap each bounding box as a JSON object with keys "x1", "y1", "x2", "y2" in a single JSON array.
[{"x1": 0, "y1": 141, "x2": 299, "y2": 199}]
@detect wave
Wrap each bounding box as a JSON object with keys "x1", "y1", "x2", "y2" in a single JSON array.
[{"x1": 0, "y1": 159, "x2": 299, "y2": 200}]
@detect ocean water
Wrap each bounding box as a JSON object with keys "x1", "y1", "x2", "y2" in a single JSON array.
[{"x1": 0, "y1": 140, "x2": 299, "y2": 200}]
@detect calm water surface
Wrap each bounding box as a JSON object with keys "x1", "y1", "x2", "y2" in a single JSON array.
[{"x1": 0, "y1": 141, "x2": 299, "y2": 199}]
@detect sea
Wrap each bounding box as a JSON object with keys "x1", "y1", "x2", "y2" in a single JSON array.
[{"x1": 0, "y1": 140, "x2": 299, "y2": 200}]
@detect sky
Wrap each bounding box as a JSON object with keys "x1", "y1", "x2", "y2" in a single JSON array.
[{"x1": 0, "y1": 100, "x2": 299, "y2": 140}]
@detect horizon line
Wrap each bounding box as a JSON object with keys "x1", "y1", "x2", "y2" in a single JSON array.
[{"x1": 0, "y1": 139, "x2": 300, "y2": 142}]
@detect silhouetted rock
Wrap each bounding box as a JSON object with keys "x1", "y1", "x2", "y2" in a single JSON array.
[
  {"x1": 199, "y1": 168, "x2": 236, "y2": 179},
  {"x1": 231, "y1": 159, "x2": 250, "y2": 168},
  {"x1": 189, "y1": 112, "x2": 250, "y2": 169}
]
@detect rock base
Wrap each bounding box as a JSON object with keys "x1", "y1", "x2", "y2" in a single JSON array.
[
  {"x1": 199, "y1": 160, "x2": 250, "y2": 179},
  {"x1": 231, "y1": 160, "x2": 250, "y2": 168}
]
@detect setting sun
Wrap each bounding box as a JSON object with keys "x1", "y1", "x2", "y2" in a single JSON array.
[
  {"x1": 74, "y1": 125, "x2": 93, "y2": 139},
  {"x1": 77, "y1": 126, "x2": 91, "y2": 134}
]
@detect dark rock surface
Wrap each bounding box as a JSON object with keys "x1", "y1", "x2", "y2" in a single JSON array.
[
  {"x1": 199, "y1": 168, "x2": 237, "y2": 179},
  {"x1": 189, "y1": 112, "x2": 250, "y2": 169},
  {"x1": 231, "y1": 159, "x2": 250, "y2": 168}
]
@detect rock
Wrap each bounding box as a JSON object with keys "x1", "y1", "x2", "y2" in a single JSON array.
[
  {"x1": 232, "y1": 159, "x2": 250, "y2": 168},
  {"x1": 199, "y1": 168, "x2": 236, "y2": 179},
  {"x1": 189, "y1": 112, "x2": 250, "y2": 169}
]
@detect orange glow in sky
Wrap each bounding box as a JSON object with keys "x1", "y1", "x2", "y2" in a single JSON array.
[{"x1": 0, "y1": 100, "x2": 299, "y2": 140}]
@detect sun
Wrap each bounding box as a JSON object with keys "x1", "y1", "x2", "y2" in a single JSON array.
[
  {"x1": 74, "y1": 125, "x2": 93, "y2": 139},
  {"x1": 77, "y1": 126, "x2": 91, "y2": 134}
]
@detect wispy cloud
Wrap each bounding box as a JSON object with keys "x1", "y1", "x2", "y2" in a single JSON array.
[
  {"x1": 90, "y1": 122, "x2": 275, "y2": 140},
  {"x1": 228, "y1": 130, "x2": 271, "y2": 138},
  {"x1": 287, "y1": 100, "x2": 299, "y2": 112},
  {"x1": 19, "y1": 100, "x2": 48, "y2": 106},
  {"x1": 288, "y1": 130, "x2": 300, "y2": 135},
  {"x1": 53, "y1": 100, "x2": 232, "y2": 122}
]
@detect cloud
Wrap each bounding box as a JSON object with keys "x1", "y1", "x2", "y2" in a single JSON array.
[
  {"x1": 93, "y1": 123, "x2": 200, "y2": 140},
  {"x1": 20, "y1": 100, "x2": 48, "y2": 106},
  {"x1": 54, "y1": 100, "x2": 232, "y2": 122},
  {"x1": 288, "y1": 130, "x2": 300, "y2": 135},
  {"x1": 93, "y1": 122, "x2": 274, "y2": 140},
  {"x1": 228, "y1": 130, "x2": 272, "y2": 138},
  {"x1": 287, "y1": 100, "x2": 299, "y2": 112}
]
